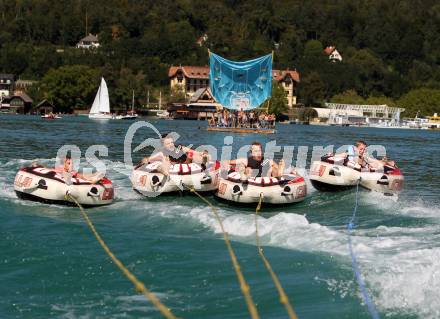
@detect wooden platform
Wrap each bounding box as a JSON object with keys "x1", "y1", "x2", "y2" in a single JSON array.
[{"x1": 207, "y1": 127, "x2": 275, "y2": 134}]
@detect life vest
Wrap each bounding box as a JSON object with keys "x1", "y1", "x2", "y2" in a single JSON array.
[
  {"x1": 345, "y1": 146, "x2": 369, "y2": 170},
  {"x1": 162, "y1": 145, "x2": 189, "y2": 164},
  {"x1": 247, "y1": 156, "x2": 265, "y2": 177}
]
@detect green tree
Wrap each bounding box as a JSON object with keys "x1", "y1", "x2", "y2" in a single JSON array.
[
  {"x1": 298, "y1": 71, "x2": 325, "y2": 106},
  {"x1": 3, "y1": 0, "x2": 440, "y2": 110},
  {"x1": 169, "y1": 86, "x2": 187, "y2": 103},
  {"x1": 40, "y1": 65, "x2": 100, "y2": 113},
  {"x1": 407, "y1": 60, "x2": 435, "y2": 89},
  {"x1": 297, "y1": 107, "x2": 317, "y2": 122},
  {"x1": 397, "y1": 88, "x2": 440, "y2": 117},
  {"x1": 114, "y1": 68, "x2": 147, "y2": 110},
  {"x1": 365, "y1": 95, "x2": 396, "y2": 107},
  {"x1": 331, "y1": 89, "x2": 365, "y2": 104},
  {"x1": 347, "y1": 49, "x2": 386, "y2": 97},
  {"x1": 268, "y1": 82, "x2": 288, "y2": 117},
  {"x1": 304, "y1": 40, "x2": 324, "y2": 58},
  {"x1": 276, "y1": 26, "x2": 303, "y2": 68}
]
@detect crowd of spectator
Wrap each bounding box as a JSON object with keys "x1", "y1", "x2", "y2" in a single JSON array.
[{"x1": 208, "y1": 109, "x2": 276, "y2": 129}]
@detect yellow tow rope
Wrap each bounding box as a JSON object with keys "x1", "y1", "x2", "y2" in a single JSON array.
[
  {"x1": 66, "y1": 193, "x2": 177, "y2": 319},
  {"x1": 188, "y1": 187, "x2": 260, "y2": 319},
  {"x1": 255, "y1": 194, "x2": 298, "y2": 319}
]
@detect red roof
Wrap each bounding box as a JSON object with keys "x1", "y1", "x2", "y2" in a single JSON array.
[
  {"x1": 324, "y1": 46, "x2": 335, "y2": 55},
  {"x1": 272, "y1": 69, "x2": 300, "y2": 83},
  {"x1": 168, "y1": 66, "x2": 210, "y2": 79},
  {"x1": 169, "y1": 66, "x2": 300, "y2": 82}
]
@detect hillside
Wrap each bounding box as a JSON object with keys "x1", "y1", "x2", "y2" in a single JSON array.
[{"x1": 1, "y1": 0, "x2": 439, "y2": 116}]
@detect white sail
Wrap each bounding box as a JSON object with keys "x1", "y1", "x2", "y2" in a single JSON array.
[{"x1": 89, "y1": 77, "x2": 110, "y2": 115}]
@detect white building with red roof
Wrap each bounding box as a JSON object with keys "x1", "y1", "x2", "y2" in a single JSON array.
[
  {"x1": 272, "y1": 69, "x2": 300, "y2": 108},
  {"x1": 324, "y1": 46, "x2": 342, "y2": 62}
]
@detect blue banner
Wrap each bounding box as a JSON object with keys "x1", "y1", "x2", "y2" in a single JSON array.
[{"x1": 209, "y1": 52, "x2": 272, "y2": 110}]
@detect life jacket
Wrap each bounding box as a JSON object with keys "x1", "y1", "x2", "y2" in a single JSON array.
[
  {"x1": 247, "y1": 156, "x2": 269, "y2": 177},
  {"x1": 163, "y1": 145, "x2": 188, "y2": 164},
  {"x1": 347, "y1": 145, "x2": 357, "y2": 162},
  {"x1": 346, "y1": 145, "x2": 370, "y2": 169}
]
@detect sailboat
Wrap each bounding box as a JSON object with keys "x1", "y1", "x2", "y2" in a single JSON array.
[
  {"x1": 115, "y1": 90, "x2": 138, "y2": 120},
  {"x1": 89, "y1": 77, "x2": 112, "y2": 120}
]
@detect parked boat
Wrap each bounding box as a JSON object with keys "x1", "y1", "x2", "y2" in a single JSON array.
[
  {"x1": 423, "y1": 113, "x2": 440, "y2": 130},
  {"x1": 89, "y1": 77, "x2": 112, "y2": 120},
  {"x1": 156, "y1": 110, "x2": 170, "y2": 119},
  {"x1": 115, "y1": 111, "x2": 138, "y2": 120},
  {"x1": 115, "y1": 90, "x2": 138, "y2": 120},
  {"x1": 41, "y1": 113, "x2": 61, "y2": 120}
]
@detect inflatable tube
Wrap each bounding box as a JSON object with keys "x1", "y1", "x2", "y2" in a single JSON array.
[
  {"x1": 14, "y1": 166, "x2": 114, "y2": 207},
  {"x1": 215, "y1": 171, "x2": 307, "y2": 205},
  {"x1": 310, "y1": 156, "x2": 360, "y2": 191},
  {"x1": 131, "y1": 161, "x2": 220, "y2": 196},
  {"x1": 359, "y1": 167, "x2": 404, "y2": 196},
  {"x1": 310, "y1": 155, "x2": 404, "y2": 195}
]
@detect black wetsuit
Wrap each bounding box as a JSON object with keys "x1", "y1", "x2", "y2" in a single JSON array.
[
  {"x1": 247, "y1": 156, "x2": 265, "y2": 177},
  {"x1": 163, "y1": 145, "x2": 187, "y2": 164}
]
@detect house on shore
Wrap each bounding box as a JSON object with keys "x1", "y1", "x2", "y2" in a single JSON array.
[
  {"x1": 167, "y1": 87, "x2": 221, "y2": 120},
  {"x1": 0, "y1": 74, "x2": 15, "y2": 98},
  {"x1": 31, "y1": 99, "x2": 55, "y2": 115},
  {"x1": 76, "y1": 34, "x2": 100, "y2": 49},
  {"x1": 272, "y1": 69, "x2": 300, "y2": 108},
  {"x1": 168, "y1": 65, "x2": 300, "y2": 109},
  {"x1": 0, "y1": 92, "x2": 33, "y2": 114},
  {"x1": 168, "y1": 66, "x2": 210, "y2": 98}
]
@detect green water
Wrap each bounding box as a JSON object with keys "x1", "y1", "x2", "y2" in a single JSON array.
[{"x1": 1, "y1": 115, "x2": 439, "y2": 318}]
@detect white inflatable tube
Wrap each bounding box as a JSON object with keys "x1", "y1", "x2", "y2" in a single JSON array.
[
  {"x1": 14, "y1": 166, "x2": 114, "y2": 207},
  {"x1": 215, "y1": 172, "x2": 307, "y2": 205},
  {"x1": 359, "y1": 168, "x2": 404, "y2": 196},
  {"x1": 310, "y1": 156, "x2": 404, "y2": 195},
  {"x1": 131, "y1": 161, "x2": 220, "y2": 197},
  {"x1": 310, "y1": 158, "x2": 360, "y2": 191}
]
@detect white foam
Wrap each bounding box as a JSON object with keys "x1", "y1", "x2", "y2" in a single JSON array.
[
  {"x1": 399, "y1": 202, "x2": 440, "y2": 219},
  {"x1": 188, "y1": 207, "x2": 348, "y2": 256},
  {"x1": 3, "y1": 157, "x2": 440, "y2": 317},
  {"x1": 361, "y1": 192, "x2": 440, "y2": 219},
  {"x1": 369, "y1": 248, "x2": 440, "y2": 318},
  {"x1": 184, "y1": 204, "x2": 440, "y2": 317}
]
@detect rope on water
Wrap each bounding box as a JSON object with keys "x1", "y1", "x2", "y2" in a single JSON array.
[
  {"x1": 65, "y1": 193, "x2": 177, "y2": 319},
  {"x1": 347, "y1": 181, "x2": 380, "y2": 319},
  {"x1": 187, "y1": 187, "x2": 260, "y2": 319},
  {"x1": 254, "y1": 194, "x2": 298, "y2": 319}
]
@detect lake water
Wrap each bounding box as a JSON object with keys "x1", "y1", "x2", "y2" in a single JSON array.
[{"x1": 1, "y1": 115, "x2": 439, "y2": 319}]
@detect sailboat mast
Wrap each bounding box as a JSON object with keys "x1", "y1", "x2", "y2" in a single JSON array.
[
  {"x1": 132, "y1": 90, "x2": 135, "y2": 112},
  {"x1": 159, "y1": 91, "x2": 162, "y2": 110},
  {"x1": 85, "y1": 8, "x2": 88, "y2": 36}
]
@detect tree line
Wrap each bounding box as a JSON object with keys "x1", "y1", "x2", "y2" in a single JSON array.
[{"x1": 1, "y1": 0, "x2": 439, "y2": 117}]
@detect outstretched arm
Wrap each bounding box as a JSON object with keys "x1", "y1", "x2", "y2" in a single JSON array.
[
  {"x1": 223, "y1": 157, "x2": 248, "y2": 167},
  {"x1": 142, "y1": 151, "x2": 164, "y2": 164},
  {"x1": 333, "y1": 152, "x2": 348, "y2": 158}
]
